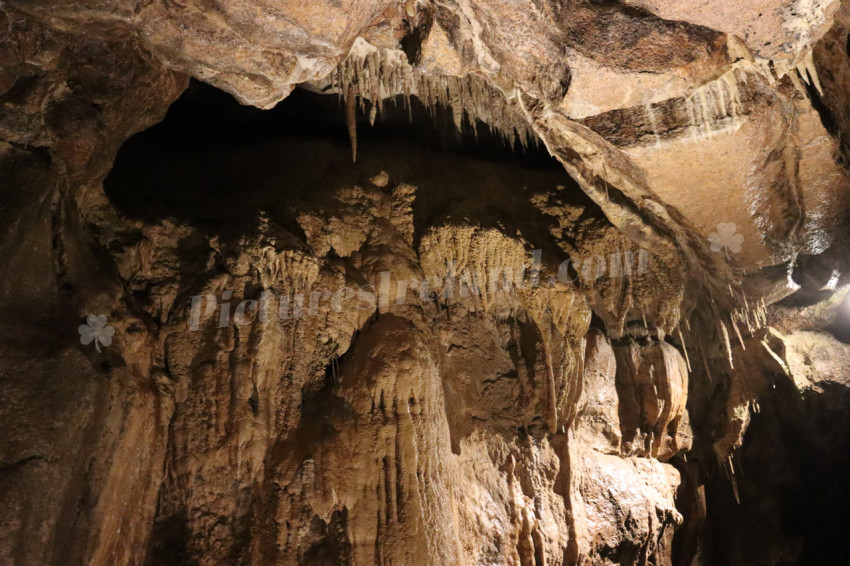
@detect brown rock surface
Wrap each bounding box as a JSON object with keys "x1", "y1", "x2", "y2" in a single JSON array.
[{"x1": 2, "y1": 1, "x2": 850, "y2": 565}]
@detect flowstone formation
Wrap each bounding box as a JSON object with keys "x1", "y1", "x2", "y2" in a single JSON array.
[{"x1": 2, "y1": 1, "x2": 850, "y2": 565}]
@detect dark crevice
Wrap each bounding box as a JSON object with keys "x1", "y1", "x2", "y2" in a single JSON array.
[
  {"x1": 701, "y1": 376, "x2": 850, "y2": 565},
  {"x1": 146, "y1": 509, "x2": 194, "y2": 566},
  {"x1": 103, "y1": 79, "x2": 571, "y2": 233},
  {"x1": 827, "y1": 292, "x2": 850, "y2": 345},
  {"x1": 400, "y1": 7, "x2": 433, "y2": 65},
  {"x1": 801, "y1": 73, "x2": 840, "y2": 137},
  {"x1": 0, "y1": 454, "x2": 46, "y2": 474}
]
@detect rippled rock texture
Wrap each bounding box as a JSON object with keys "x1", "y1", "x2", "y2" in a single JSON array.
[{"x1": 2, "y1": 1, "x2": 850, "y2": 565}]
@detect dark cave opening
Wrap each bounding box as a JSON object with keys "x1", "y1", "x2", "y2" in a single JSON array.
[
  {"x1": 701, "y1": 371, "x2": 850, "y2": 566},
  {"x1": 102, "y1": 79, "x2": 595, "y2": 261},
  {"x1": 105, "y1": 79, "x2": 571, "y2": 214}
]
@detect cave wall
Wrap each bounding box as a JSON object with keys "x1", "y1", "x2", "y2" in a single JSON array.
[{"x1": 2, "y1": 1, "x2": 850, "y2": 565}]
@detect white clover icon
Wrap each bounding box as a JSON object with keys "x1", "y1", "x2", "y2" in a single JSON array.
[
  {"x1": 78, "y1": 314, "x2": 115, "y2": 353},
  {"x1": 708, "y1": 222, "x2": 744, "y2": 259}
]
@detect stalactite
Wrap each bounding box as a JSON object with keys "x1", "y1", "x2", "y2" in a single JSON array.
[
  {"x1": 770, "y1": 47, "x2": 825, "y2": 98},
  {"x1": 329, "y1": 39, "x2": 538, "y2": 148},
  {"x1": 345, "y1": 84, "x2": 358, "y2": 162},
  {"x1": 729, "y1": 456, "x2": 741, "y2": 504},
  {"x1": 730, "y1": 315, "x2": 746, "y2": 350},
  {"x1": 698, "y1": 339, "x2": 714, "y2": 384},
  {"x1": 720, "y1": 320, "x2": 734, "y2": 369},
  {"x1": 761, "y1": 338, "x2": 790, "y2": 376},
  {"x1": 677, "y1": 325, "x2": 692, "y2": 372},
  {"x1": 796, "y1": 49, "x2": 824, "y2": 96},
  {"x1": 684, "y1": 66, "x2": 745, "y2": 140},
  {"x1": 644, "y1": 103, "x2": 662, "y2": 148}
]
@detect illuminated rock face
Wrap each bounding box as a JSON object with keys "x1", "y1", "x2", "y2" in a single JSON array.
[{"x1": 1, "y1": 1, "x2": 850, "y2": 565}]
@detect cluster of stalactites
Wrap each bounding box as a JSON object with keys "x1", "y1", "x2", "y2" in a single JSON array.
[
  {"x1": 239, "y1": 214, "x2": 321, "y2": 291},
  {"x1": 418, "y1": 225, "x2": 531, "y2": 310},
  {"x1": 642, "y1": 41, "x2": 824, "y2": 148},
  {"x1": 328, "y1": 40, "x2": 539, "y2": 154},
  {"x1": 682, "y1": 65, "x2": 747, "y2": 141},
  {"x1": 768, "y1": 48, "x2": 824, "y2": 96}
]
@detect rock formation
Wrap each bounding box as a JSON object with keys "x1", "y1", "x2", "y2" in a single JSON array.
[{"x1": 1, "y1": 1, "x2": 850, "y2": 565}]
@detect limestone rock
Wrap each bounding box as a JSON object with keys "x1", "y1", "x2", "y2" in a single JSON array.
[{"x1": 2, "y1": 0, "x2": 850, "y2": 564}]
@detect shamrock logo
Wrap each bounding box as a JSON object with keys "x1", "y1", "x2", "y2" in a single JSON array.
[
  {"x1": 708, "y1": 222, "x2": 744, "y2": 259},
  {"x1": 78, "y1": 314, "x2": 115, "y2": 353}
]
